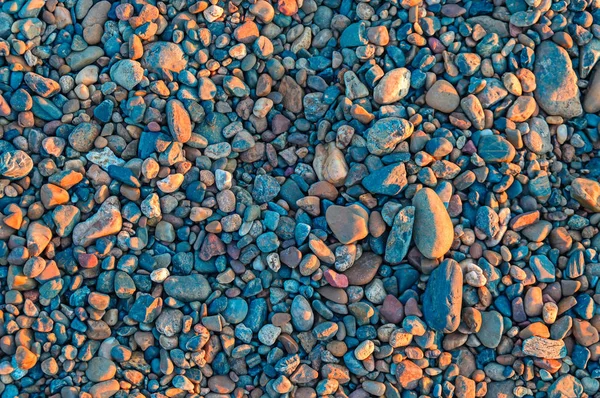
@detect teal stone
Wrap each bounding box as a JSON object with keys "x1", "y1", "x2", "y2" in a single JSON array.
[
  {"x1": 529, "y1": 255, "x2": 556, "y2": 283},
  {"x1": 362, "y1": 163, "x2": 407, "y2": 196},
  {"x1": 31, "y1": 96, "x2": 63, "y2": 121},
  {"x1": 339, "y1": 22, "x2": 368, "y2": 47},
  {"x1": 477, "y1": 135, "x2": 516, "y2": 163}
]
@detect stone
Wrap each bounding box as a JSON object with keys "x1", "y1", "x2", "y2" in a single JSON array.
[
  {"x1": 362, "y1": 163, "x2": 407, "y2": 196},
  {"x1": 423, "y1": 259, "x2": 463, "y2": 333},
  {"x1": 86, "y1": 357, "x2": 116, "y2": 382},
  {"x1": 72, "y1": 197, "x2": 122, "y2": 247},
  {"x1": 141, "y1": 42, "x2": 187, "y2": 75},
  {"x1": 110, "y1": 60, "x2": 144, "y2": 91},
  {"x1": 69, "y1": 122, "x2": 100, "y2": 152},
  {"x1": 426, "y1": 80, "x2": 460, "y2": 113},
  {"x1": 0, "y1": 150, "x2": 33, "y2": 179},
  {"x1": 477, "y1": 135, "x2": 516, "y2": 163},
  {"x1": 384, "y1": 206, "x2": 414, "y2": 265},
  {"x1": 325, "y1": 204, "x2": 369, "y2": 244},
  {"x1": 373, "y1": 68, "x2": 411, "y2": 104},
  {"x1": 476, "y1": 311, "x2": 504, "y2": 348},
  {"x1": 584, "y1": 65, "x2": 600, "y2": 113},
  {"x1": 534, "y1": 41, "x2": 583, "y2": 119},
  {"x1": 522, "y1": 336, "x2": 567, "y2": 359},
  {"x1": 413, "y1": 188, "x2": 453, "y2": 259},
  {"x1": 252, "y1": 174, "x2": 280, "y2": 203},
  {"x1": 343, "y1": 253, "x2": 382, "y2": 286},
  {"x1": 366, "y1": 117, "x2": 414, "y2": 155},
  {"x1": 166, "y1": 100, "x2": 192, "y2": 143},
  {"x1": 291, "y1": 295, "x2": 314, "y2": 332},
  {"x1": 547, "y1": 375, "x2": 583, "y2": 398},
  {"x1": 395, "y1": 360, "x2": 422, "y2": 390},
  {"x1": 129, "y1": 294, "x2": 163, "y2": 323},
  {"x1": 164, "y1": 274, "x2": 211, "y2": 302},
  {"x1": 571, "y1": 178, "x2": 600, "y2": 212}
]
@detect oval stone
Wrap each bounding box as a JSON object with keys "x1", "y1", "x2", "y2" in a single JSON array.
[
  {"x1": 413, "y1": 188, "x2": 453, "y2": 259},
  {"x1": 422, "y1": 259, "x2": 463, "y2": 333}
]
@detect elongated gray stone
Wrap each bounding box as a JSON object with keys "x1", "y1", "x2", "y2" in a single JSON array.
[
  {"x1": 423, "y1": 259, "x2": 463, "y2": 333},
  {"x1": 384, "y1": 206, "x2": 414, "y2": 265}
]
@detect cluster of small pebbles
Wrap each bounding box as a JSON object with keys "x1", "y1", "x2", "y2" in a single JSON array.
[{"x1": 3, "y1": 0, "x2": 600, "y2": 397}]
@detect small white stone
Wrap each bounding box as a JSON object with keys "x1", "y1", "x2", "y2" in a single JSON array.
[
  {"x1": 354, "y1": 340, "x2": 375, "y2": 360},
  {"x1": 557, "y1": 124, "x2": 568, "y2": 144},
  {"x1": 203, "y1": 5, "x2": 223, "y2": 22},
  {"x1": 150, "y1": 268, "x2": 170, "y2": 283},
  {"x1": 215, "y1": 169, "x2": 233, "y2": 190},
  {"x1": 258, "y1": 324, "x2": 281, "y2": 346}
]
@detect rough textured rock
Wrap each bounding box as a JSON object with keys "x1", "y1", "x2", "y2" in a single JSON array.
[
  {"x1": 423, "y1": 259, "x2": 463, "y2": 333},
  {"x1": 72, "y1": 196, "x2": 123, "y2": 247},
  {"x1": 534, "y1": 41, "x2": 583, "y2": 118}
]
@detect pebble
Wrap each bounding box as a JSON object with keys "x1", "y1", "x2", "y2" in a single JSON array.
[
  {"x1": 534, "y1": 41, "x2": 583, "y2": 118},
  {"x1": 0, "y1": 0, "x2": 597, "y2": 396},
  {"x1": 373, "y1": 68, "x2": 411, "y2": 105},
  {"x1": 423, "y1": 259, "x2": 463, "y2": 333},
  {"x1": 325, "y1": 204, "x2": 369, "y2": 244},
  {"x1": 413, "y1": 188, "x2": 454, "y2": 259},
  {"x1": 426, "y1": 80, "x2": 460, "y2": 113}
]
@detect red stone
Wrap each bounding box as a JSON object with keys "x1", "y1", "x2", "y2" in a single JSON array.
[
  {"x1": 380, "y1": 295, "x2": 404, "y2": 324},
  {"x1": 323, "y1": 269, "x2": 348, "y2": 288},
  {"x1": 78, "y1": 253, "x2": 98, "y2": 269}
]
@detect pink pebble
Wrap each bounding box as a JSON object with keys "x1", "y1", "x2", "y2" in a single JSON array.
[{"x1": 324, "y1": 269, "x2": 349, "y2": 288}]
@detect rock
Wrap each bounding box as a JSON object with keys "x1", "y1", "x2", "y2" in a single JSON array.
[
  {"x1": 426, "y1": 80, "x2": 460, "y2": 113},
  {"x1": 373, "y1": 68, "x2": 411, "y2": 104},
  {"x1": 413, "y1": 188, "x2": 453, "y2": 259},
  {"x1": 72, "y1": 196, "x2": 123, "y2": 247},
  {"x1": 252, "y1": 174, "x2": 280, "y2": 203},
  {"x1": 571, "y1": 178, "x2": 600, "y2": 212},
  {"x1": 314, "y1": 143, "x2": 348, "y2": 187},
  {"x1": 141, "y1": 42, "x2": 187, "y2": 75},
  {"x1": 69, "y1": 122, "x2": 100, "y2": 152},
  {"x1": 164, "y1": 274, "x2": 211, "y2": 302},
  {"x1": 524, "y1": 117, "x2": 552, "y2": 155},
  {"x1": 584, "y1": 65, "x2": 600, "y2": 113},
  {"x1": 529, "y1": 255, "x2": 556, "y2": 283},
  {"x1": 66, "y1": 46, "x2": 104, "y2": 71},
  {"x1": 86, "y1": 357, "x2": 116, "y2": 382},
  {"x1": 477, "y1": 135, "x2": 516, "y2": 163},
  {"x1": 534, "y1": 41, "x2": 583, "y2": 119},
  {"x1": 291, "y1": 295, "x2": 314, "y2": 331},
  {"x1": 522, "y1": 336, "x2": 567, "y2": 359},
  {"x1": 384, "y1": 206, "x2": 414, "y2": 265},
  {"x1": 343, "y1": 253, "x2": 382, "y2": 286},
  {"x1": 340, "y1": 21, "x2": 368, "y2": 47},
  {"x1": 485, "y1": 381, "x2": 515, "y2": 398},
  {"x1": 476, "y1": 311, "x2": 504, "y2": 348},
  {"x1": 366, "y1": 117, "x2": 414, "y2": 155},
  {"x1": 129, "y1": 294, "x2": 163, "y2": 323},
  {"x1": 26, "y1": 222, "x2": 52, "y2": 257},
  {"x1": 110, "y1": 60, "x2": 144, "y2": 90},
  {"x1": 476, "y1": 206, "x2": 499, "y2": 238},
  {"x1": 81, "y1": 0, "x2": 110, "y2": 27},
  {"x1": 15, "y1": 346, "x2": 37, "y2": 370},
  {"x1": 362, "y1": 163, "x2": 407, "y2": 196},
  {"x1": 506, "y1": 96, "x2": 536, "y2": 122},
  {"x1": 166, "y1": 100, "x2": 192, "y2": 143},
  {"x1": 325, "y1": 204, "x2": 369, "y2": 244},
  {"x1": 278, "y1": 76, "x2": 303, "y2": 113},
  {"x1": 547, "y1": 375, "x2": 583, "y2": 398},
  {"x1": 0, "y1": 150, "x2": 33, "y2": 179},
  {"x1": 395, "y1": 360, "x2": 422, "y2": 390},
  {"x1": 423, "y1": 259, "x2": 463, "y2": 333},
  {"x1": 24, "y1": 72, "x2": 60, "y2": 97}
]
